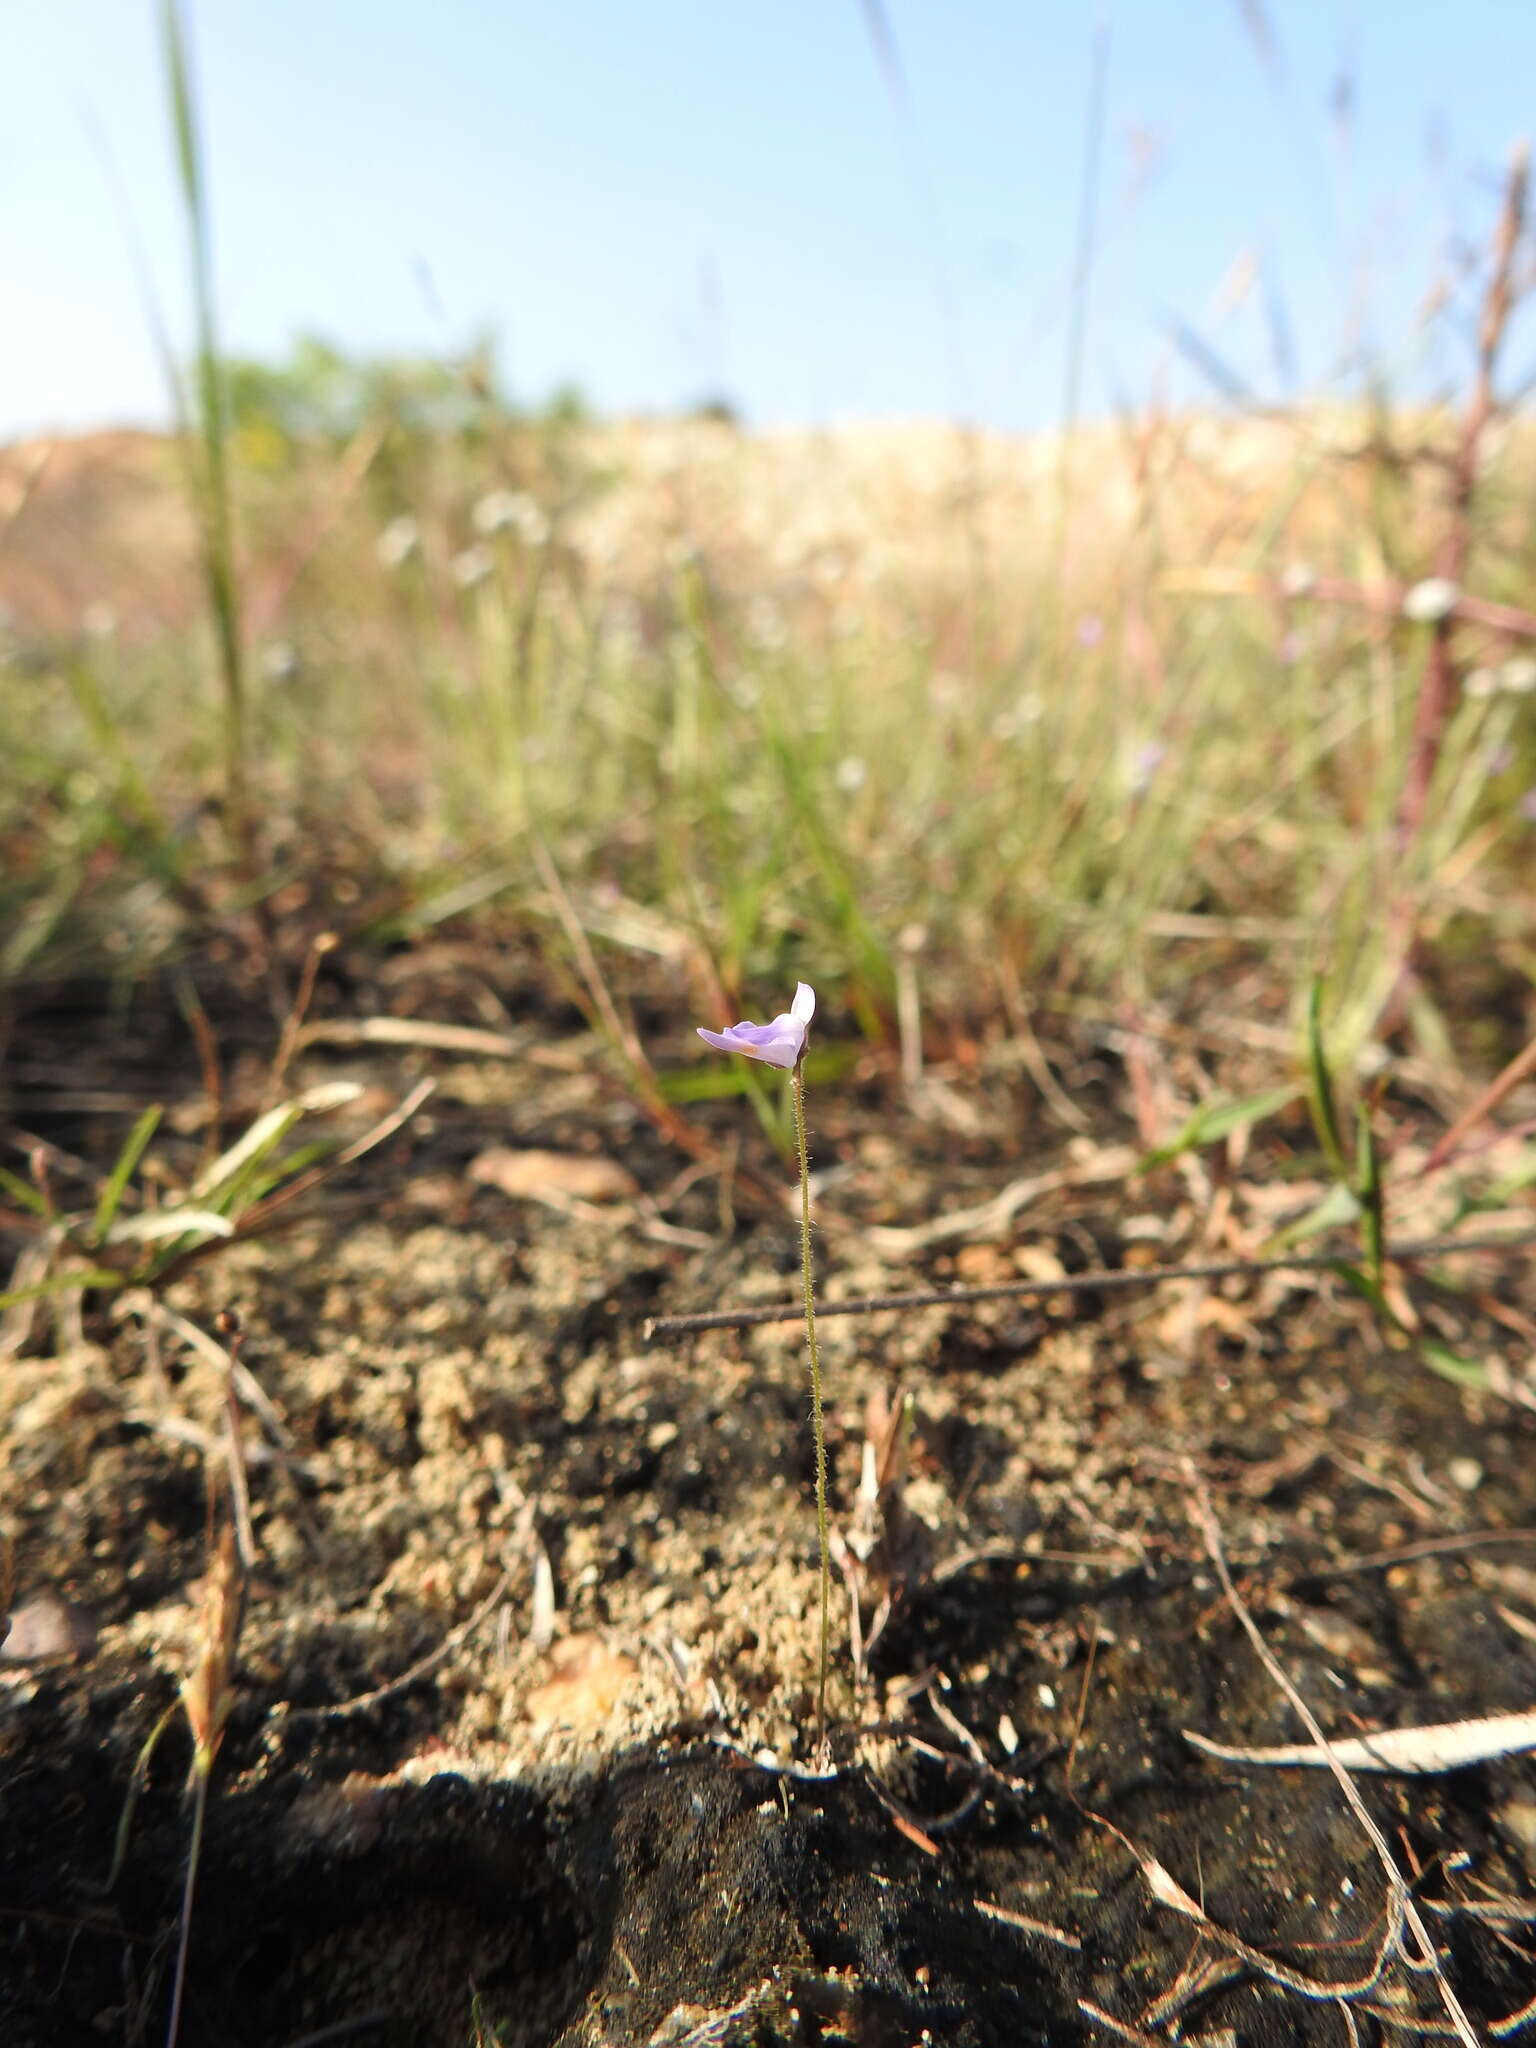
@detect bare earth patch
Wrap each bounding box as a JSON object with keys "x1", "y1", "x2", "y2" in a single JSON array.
[{"x1": 3, "y1": 975, "x2": 1536, "y2": 2046}]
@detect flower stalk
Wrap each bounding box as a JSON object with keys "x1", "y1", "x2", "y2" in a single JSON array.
[
  {"x1": 696, "y1": 982, "x2": 832, "y2": 1746},
  {"x1": 792, "y1": 1055, "x2": 832, "y2": 1745}
]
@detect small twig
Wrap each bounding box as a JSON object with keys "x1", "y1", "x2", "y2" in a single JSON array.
[
  {"x1": 215, "y1": 1311, "x2": 256, "y2": 1573},
  {"x1": 1491, "y1": 1986, "x2": 1536, "y2": 2039},
  {"x1": 279, "y1": 1565, "x2": 514, "y2": 1723},
  {"x1": 1415, "y1": 1027, "x2": 1536, "y2": 1181},
  {"x1": 861, "y1": 1762, "x2": 984, "y2": 1849},
  {"x1": 1076, "y1": 1996, "x2": 1165, "y2": 2046},
  {"x1": 1187, "y1": 1477, "x2": 1480, "y2": 2048},
  {"x1": 266, "y1": 930, "x2": 337, "y2": 1107},
  {"x1": 644, "y1": 1231, "x2": 1535, "y2": 1338},
  {"x1": 174, "y1": 975, "x2": 224, "y2": 1172},
  {"x1": 1290, "y1": 1526, "x2": 1536, "y2": 1583},
  {"x1": 1168, "y1": 565, "x2": 1536, "y2": 645},
  {"x1": 1064, "y1": 1612, "x2": 1101, "y2": 1790},
  {"x1": 931, "y1": 1542, "x2": 1138, "y2": 1582},
  {"x1": 973, "y1": 1897, "x2": 1080, "y2": 1950},
  {"x1": 295, "y1": 1016, "x2": 527, "y2": 1060},
  {"x1": 1398, "y1": 140, "x2": 1530, "y2": 848}
]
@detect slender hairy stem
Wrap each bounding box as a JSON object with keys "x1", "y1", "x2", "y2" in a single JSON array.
[
  {"x1": 792, "y1": 1058, "x2": 832, "y2": 1746},
  {"x1": 165, "y1": 1761, "x2": 209, "y2": 2048}
]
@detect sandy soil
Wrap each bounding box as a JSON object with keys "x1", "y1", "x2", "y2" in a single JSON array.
[{"x1": 3, "y1": 959, "x2": 1536, "y2": 2045}]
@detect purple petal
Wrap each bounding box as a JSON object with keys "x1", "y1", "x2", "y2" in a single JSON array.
[
  {"x1": 696, "y1": 987, "x2": 813, "y2": 1069},
  {"x1": 696, "y1": 1022, "x2": 800, "y2": 1068}
]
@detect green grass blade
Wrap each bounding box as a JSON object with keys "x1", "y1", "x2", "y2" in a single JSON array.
[
  {"x1": 1265, "y1": 1179, "x2": 1362, "y2": 1253},
  {"x1": 191, "y1": 1102, "x2": 306, "y2": 1209},
  {"x1": 1355, "y1": 1099, "x2": 1385, "y2": 1284},
  {"x1": 1139, "y1": 1084, "x2": 1300, "y2": 1172},
  {"x1": 0, "y1": 1167, "x2": 50, "y2": 1219},
  {"x1": 91, "y1": 1105, "x2": 163, "y2": 1245},
  {"x1": 0, "y1": 1268, "x2": 126, "y2": 1313},
  {"x1": 161, "y1": 0, "x2": 249, "y2": 865},
  {"x1": 1304, "y1": 978, "x2": 1348, "y2": 1179},
  {"x1": 1418, "y1": 1340, "x2": 1492, "y2": 1391}
]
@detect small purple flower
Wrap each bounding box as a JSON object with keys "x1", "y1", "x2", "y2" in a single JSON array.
[{"x1": 698, "y1": 983, "x2": 815, "y2": 1069}]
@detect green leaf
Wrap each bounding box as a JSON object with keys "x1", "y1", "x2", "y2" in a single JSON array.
[
  {"x1": 1326, "y1": 1257, "x2": 1401, "y2": 1328},
  {"x1": 191, "y1": 1102, "x2": 305, "y2": 1206},
  {"x1": 0, "y1": 1167, "x2": 50, "y2": 1219},
  {"x1": 1266, "y1": 1179, "x2": 1362, "y2": 1252},
  {"x1": 656, "y1": 1067, "x2": 755, "y2": 1104},
  {"x1": 1418, "y1": 1340, "x2": 1492, "y2": 1391},
  {"x1": 1355, "y1": 1100, "x2": 1385, "y2": 1282},
  {"x1": 1139, "y1": 1085, "x2": 1300, "y2": 1171},
  {"x1": 0, "y1": 1268, "x2": 126, "y2": 1312},
  {"x1": 1481, "y1": 1145, "x2": 1536, "y2": 1204},
  {"x1": 91, "y1": 1106, "x2": 164, "y2": 1245},
  {"x1": 658, "y1": 1044, "x2": 858, "y2": 1104},
  {"x1": 1304, "y1": 978, "x2": 1348, "y2": 1179}
]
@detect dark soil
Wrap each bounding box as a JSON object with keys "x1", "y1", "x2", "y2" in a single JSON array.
[{"x1": 3, "y1": 955, "x2": 1536, "y2": 2046}]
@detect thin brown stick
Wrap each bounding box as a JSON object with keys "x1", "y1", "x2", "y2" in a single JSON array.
[
  {"x1": 1064, "y1": 1612, "x2": 1101, "y2": 1790},
  {"x1": 528, "y1": 836, "x2": 786, "y2": 1219},
  {"x1": 266, "y1": 930, "x2": 337, "y2": 1107},
  {"x1": 644, "y1": 1230, "x2": 1535, "y2": 1338},
  {"x1": 1168, "y1": 565, "x2": 1536, "y2": 645},
  {"x1": 973, "y1": 1897, "x2": 1080, "y2": 1950},
  {"x1": 1398, "y1": 140, "x2": 1529, "y2": 848},
  {"x1": 1416, "y1": 1027, "x2": 1536, "y2": 1180},
  {"x1": 1293, "y1": 1526, "x2": 1536, "y2": 1583},
  {"x1": 1187, "y1": 1478, "x2": 1479, "y2": 2048},
  {"x1": 280, "y1": 1566, "x2": 514, "y2": 1723},
  {"x1": 215, "y1": 1313, "x2": 256, "y2": 1573},
  {"x1": 1076, "y1": 1996, "x2": 1165, "y2": 2046},
  {"x1": 174, "y1": 977, "x2": 224, "y2": 1173},
  {"x1": 246, "y1": 419, "x2": 387, "y2": 637}
]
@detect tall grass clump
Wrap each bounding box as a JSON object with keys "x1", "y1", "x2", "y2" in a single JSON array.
[
  {"x1": 1, "y1": 110, "x2": 1532, "y2": 1072},
  {"x1": 161, "y1": 0, "x2": 250, "y2": 878}
]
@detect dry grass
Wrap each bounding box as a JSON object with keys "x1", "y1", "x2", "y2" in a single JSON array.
[{"x1": 4, "y1": 392, "x2": 1535, "y2": 1065}]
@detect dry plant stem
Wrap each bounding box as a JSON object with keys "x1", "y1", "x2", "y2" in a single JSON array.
[
  {"x1": 530, "y1": 835, "x2": 784, "y2": 1218},
  {"x1": 175, "y1": 978, "x2": 224, "y2": 1172},
  {"x1": 1187, "y1": 1477, "x2": 1480, "y2": 2048},
  {"x1": 281, "y1": 1563, "x2": 515, "y2": 1724},
  {"x1": 168, "y1": 1520, "x2": 244, "y2": 2048},
  {"x1": 266, "y1": 929, "x2": 337, "y2": 1107},
  {"x1": 218, "y1": 1319, "x2": 256, "y2": 1571},
  {"x1": 644, "y1": 1230, "x2": 1534, "y2": 1337},
  {"x1": 1416, "y1": 1027, "x2": 1536, "y2": 1180},
  {"x1": 164, "y1": 1761, "x2": 209, "y2": 2048},
  {"x1": 1397, "y1": 139, "x2": 1529, "y2": 850},
  {"x1": 161, "y1": 0, "x2": 251, "y2": 881},
  {"x1": 1169, "y1": 566, "x2": 1536, "y2": 645},
  {"x1": 247, "y1": 417, "x2": 387, "y2": 636},
  {"x1": 793, "y1": 1058, "x2": 832, "y2": 1749}
]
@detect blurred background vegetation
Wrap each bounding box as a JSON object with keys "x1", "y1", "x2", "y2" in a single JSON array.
[{"x1": 2, "y1": 5, "x2": 1534, "y2": 1090}]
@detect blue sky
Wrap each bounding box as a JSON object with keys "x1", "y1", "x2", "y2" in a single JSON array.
[{"x1": 7, "y1": 1, "x2": 1534, "y2": 438}]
